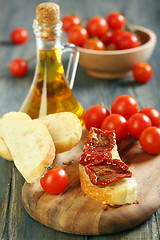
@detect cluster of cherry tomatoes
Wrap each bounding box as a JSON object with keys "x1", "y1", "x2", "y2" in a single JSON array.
[
  {"x1": 62, "y1": 12, "x2": 140, "y2": 51},
  {"x1": 62, "y1": 12, "x2": 153, "y2": 83},
  {"x1": 8, "y1": 20, "x2": 153, "y2": 84},
  {"x1": 9, "y1": 27, "x2": 29, "y2": 77},
  {"x1": 83, "y1": 95, "x2": 160, "y2": 155}
]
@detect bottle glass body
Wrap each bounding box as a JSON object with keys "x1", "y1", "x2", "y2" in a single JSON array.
[{"x1": 20, "y1": 22, "x2": 84, "y2": 123}]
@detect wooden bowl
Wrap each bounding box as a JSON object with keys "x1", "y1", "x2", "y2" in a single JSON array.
[{"x1": 78, "y1": 25, "x2": 157, "y2": 79}]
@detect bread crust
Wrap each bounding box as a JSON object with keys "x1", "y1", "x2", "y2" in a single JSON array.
[
  {"x1": 26, "y1": 138, "x2": 55, "y2": 183},
  {"x1": 0, "y1": 119, "x2": 13, "y2": 160},
  {"x1": 0, "y1": 137, "x2": 12, "y2": 160}
]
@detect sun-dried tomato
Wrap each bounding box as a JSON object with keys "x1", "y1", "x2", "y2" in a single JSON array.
[
  {"x1": 85, "y1": 159, "x2": 132, "y2": 186},
  {"x1": 84, "y1": 127, "x2": 116, "y2": 151}
]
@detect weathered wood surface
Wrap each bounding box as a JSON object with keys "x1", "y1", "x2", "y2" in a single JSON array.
[
  {"x1": 0, "y1": 0, "x2": 160, "y2": 239},
  {"x1": 22, "y1": 131, "x2": 160, "y2": 235}
]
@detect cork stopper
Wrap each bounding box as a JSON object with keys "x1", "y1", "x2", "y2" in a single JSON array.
[
  {"x1": 36, "y1": 2, "x2": 60, "y2": 25},
  {"x1": 34, "y1": 2, "x2": 62, "y2": 41}
]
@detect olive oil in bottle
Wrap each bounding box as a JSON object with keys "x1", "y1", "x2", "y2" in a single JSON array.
[{"x1": 20, "y1": 2, "x2": 84, "y2": 123}]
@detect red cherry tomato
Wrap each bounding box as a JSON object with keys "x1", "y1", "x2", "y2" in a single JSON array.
[
  {"x1": 116, "y1": 31, "x2": 140, "y2": 50},
  {"x1": 84, "y1": 105, "x2": 110, "y2": 130},
  {"x1": 111, "y1": 95, "x2": 139, "y2": 120},
  {"x1": 83, "y1": 38, "x2": 105, "y2": 50},
  {"x1": 10, "y1": 27, "x2": 29, "y2": 44},
  {"x1": 139, "y1": 107, "x2": 160, "y2": 127},
  {"x1": 86, "y1": 16, "x2": 108, "y2": 38},
  {"x1": 40, "y1": 166, "x2": 68, "y2": 194},
  {"x1": 101, "y1": 31, "x2": 113, "y2": 45},
  {"x1": 9, "y1": 58, "x2": 28, "y2": 77},
  {"x1": 111, "y1": 29, "x2": 125, "y2": 46},
  {"x1": 101, "y1": 114, "x2": 128, "y2": 141},
  {"x1": 128, "y1": 113, "x2": 152, "y2": 139},
  {"x1": 105, "y1": 43, "x2": 118, "y2": 50},
  {"x1": 62, "y1": 15, "x2": 81, "y2": 32},
  {"x1": 67, "y1": 26, "x2": 88, "y2": 46},
  {"x1": 106, "y1": 12, "x2": 126, "y2": 30},
  {"x1": 139, "y1": 127, "x2": 160, "y2": 155},
  {"x1": 132, "y1": 62, "x2": 153, "y2": 83}
]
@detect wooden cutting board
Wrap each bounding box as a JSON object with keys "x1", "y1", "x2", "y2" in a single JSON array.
[{"x1": 22, "y1": 129, "x2": 160, "y2": 235}]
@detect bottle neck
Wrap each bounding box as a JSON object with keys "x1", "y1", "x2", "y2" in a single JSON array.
[
  {"x1": 33, "y1": 19, "x2": 62, "y2": 50},
  {"x1": 36, "y1": 36, "x2": 62, "y2": 50}
]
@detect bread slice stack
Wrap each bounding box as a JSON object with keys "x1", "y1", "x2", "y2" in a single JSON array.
[
  {"x1": 79, "y1": 127, "x2": 137, "y2": 205},
  {"x1": 0, "y1": 112, "x2": 82, "y2": 160},
  {"x1": 0, "y1": 111, "x2": 82, "y2": 183}
]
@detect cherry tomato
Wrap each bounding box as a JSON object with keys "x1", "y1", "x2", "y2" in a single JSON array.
[
  {"x1": 106, "y1": 12, "x2": 126, "y2": 30},
  {"x1": 86, "y1": 16, "x2": 108, "y2": 38},
  {"x1": 116, "y1": 31, "x2": 140, "y2": 50},
  {"x1": 10, "y1": 27, "x2": 29, "y2": 44},
  {"x1": 111, "y1": 29, "x2": 125, "y2": 46},
  {"x1": 132, "y1": 62, "x2": 153, "y2": 83},
  {"x1": 62, "y1": 15, "x2": 81, "y2": 32},
  {"x1": 9, "y1": 58, "x2": 28, "y2": 77},
  {"x1": 84, "y1": 105, "x2": 110, "y2": 130},
  {"x1": 101, "y1": 114, "x2": 128, "y2": 141},
  {"x1": 67, "y1": 26, "x2": 88, "y2": 46},
  {"x1": 139, "y1": 127, "x2": 160, "y2": 155},
  {"x1": 40, "y1": 166, "x2": 68, "y2": 194},
  {"x1": 111, "y1": 95, "x2": 139, "y2": 120},
  {"x1": 128, "y1": 113, "x2": 152, "y2": 139},
  {"x1": 139, "y1": 107, "x2": 160, "y2": 127},
  {"x1": 105, "y1": 43, "x2": 118, "y2": 50},
  {"x1": 101, "y1": 31, "x2": 113, "y2": 45},
  {"x1": 83, "y1": 38, "x2": 105, "y2": 50}
]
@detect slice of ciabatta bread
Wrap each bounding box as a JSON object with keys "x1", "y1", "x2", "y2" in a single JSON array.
[
  {"x1": 0, "y1": 112, "x2": 82, "y2": 160},
  {"x1": 1, "y1": 112, "x2": 55, "y2": 183},
  {"x1": 38, "y1": 112, "x2": 82, "y2": 154},
  {"x1": 79, "y1": 127, "x2": 137, "y2": 205},
  {"x1": 79, "y1": 165, "x2": 137, "y2": 205}
]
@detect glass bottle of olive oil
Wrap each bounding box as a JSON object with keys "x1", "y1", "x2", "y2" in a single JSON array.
[{"x1": 19, "y1": 2, "x2": 84, "y2": 124}]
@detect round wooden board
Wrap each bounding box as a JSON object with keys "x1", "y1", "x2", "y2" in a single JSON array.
[{"x1": 22, "y1": 130, "x2": 160, "y2": 235}]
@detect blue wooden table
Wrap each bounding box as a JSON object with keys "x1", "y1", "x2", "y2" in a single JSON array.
[{"x1": 0, "y1": 0, "x2": 160, "y2": 239}]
